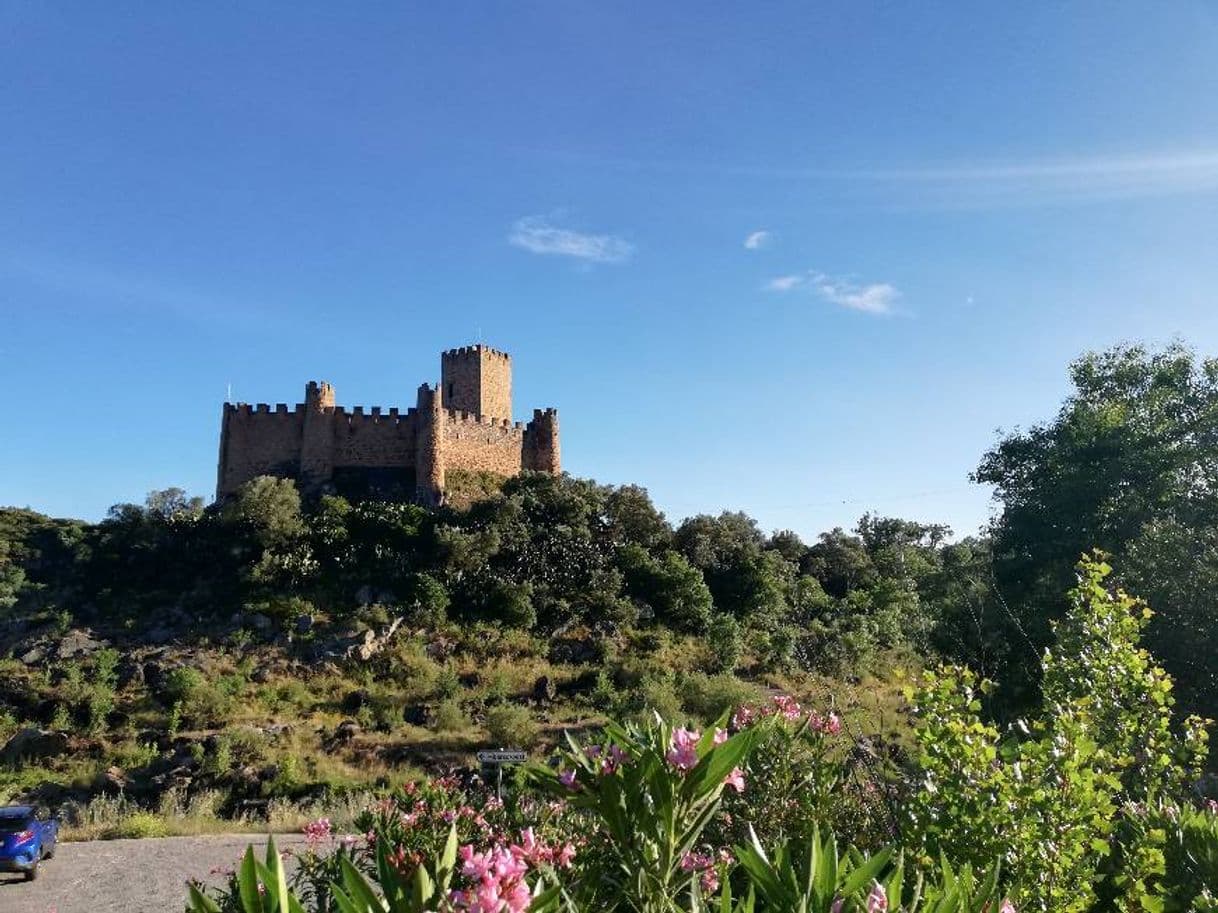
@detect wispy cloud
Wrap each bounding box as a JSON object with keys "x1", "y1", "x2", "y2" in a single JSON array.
[
  {"x1": 509, "y1": 214, "x2": 633, "y2": 263},
  {"x1": 764, "y1": 270, "x2": 900, "y2": 316},
  {"x1": 765, "y1": 275, "x2": 803, "y2": 292},
  {"x1": 527, "y1": 148, "x2": 1218, "y2": 208},
  {"x1": 743, "y1": 230, "x2": 772, "y2": 250}
]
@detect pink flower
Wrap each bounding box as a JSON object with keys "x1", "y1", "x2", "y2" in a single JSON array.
[
  {"x1": 554, "y1": 843, "x2": 576, "y2": 868},
  {"x1": 866, "y1": 881, "x2": 888, "y2": 912},
  {"x1": 503, "y1": 878, "x2": 532, "y2": 913},
  {"x1": 460, "y1": 845, "x2": 494, "y2": 880},
  {"x1": 999, "y1": 901, "x2": 1017, "y2": 913},
  {"x1": 558, "y1": 769, "x2": 577, "y2": 789},
  {"x1": 830, "y1": 900, "x2": 844, "y2": 913},
  {"x1": 723, "y1": 767, "x2": 746, "y2": 793},
  {"x1": 772, "y1": 694, "x2": 803, "y2": 721},
  {"x1": 666, "y1": 727, "x2": 701, "y2": 772},
  {"x1": 713, "y1": 728, "x2": 728, "y2": 746},
  {"x1": 731, "y1": 705, "x2": 756, "y2": 730},
  {"x1": 1204, "y1": 798, "x2": 1218, "y2": 814},
  {"x1": 680, "y1": 850, "x2": 712, "y2": 872},
  {"x1": 303, "y1": 817, "x2": 332, "y2": 845},
  {"x1": 700, "y1": 868, "x2": 720, "y2": 894}
]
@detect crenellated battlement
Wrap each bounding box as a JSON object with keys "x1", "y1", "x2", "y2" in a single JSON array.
[
  {"x1": 217, "y1": 342, "x2": 559, "y2": 503},
  {"x1": 442, "y1": 343, "x2": 511, "y2": 360}
]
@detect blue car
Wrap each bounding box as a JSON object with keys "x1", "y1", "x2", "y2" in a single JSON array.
[{"x1": 0, "y1": 805, "x2": 58, "y2": 882}]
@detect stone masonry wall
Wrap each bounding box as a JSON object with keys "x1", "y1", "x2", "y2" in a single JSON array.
[
  {"x1": 441, "y1": 410, "x2": 527, "y2": 476},
  {"x1": 331, "y1": 408, "x2": 419, "y2": 466},
  {"x1": 217, "y1": 405, "x2": 305, "y2": 496}
]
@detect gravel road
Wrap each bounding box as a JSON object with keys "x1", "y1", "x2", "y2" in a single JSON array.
[{"x1": 0, "y1": 833, "x2": 306, "y2": 913}]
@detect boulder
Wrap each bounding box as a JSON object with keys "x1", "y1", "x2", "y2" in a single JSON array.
[
  {"x1": 532, "y1": 676, "x2": 556, "y2": 704},
  {"x1": 98, "y1": 766, "x2": 129, "y2": 793},
  {"x1": 549, "y1": 636, "x2": 599, "y2": 665},
  {"x1": 333, "y1": 719, "x2": 360, "y2": 745},
  {"x1": 55, "y1": 628, "x2": 104, "y2": 660},
  {"x1": 1, "y1": 727, "x2": 70, "y2": 763}
]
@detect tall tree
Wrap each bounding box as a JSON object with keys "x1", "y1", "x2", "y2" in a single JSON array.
[{"x1": 974, "y1": 342, "x2": 1218, "y2": 716}]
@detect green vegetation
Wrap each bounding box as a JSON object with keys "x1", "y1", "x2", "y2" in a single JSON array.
[{"x1": 191, "y1": 558, "x2": 1216, "y2": 912}]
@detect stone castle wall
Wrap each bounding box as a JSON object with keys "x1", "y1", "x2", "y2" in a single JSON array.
[{"x1": 217, "y1": 345, "x2": 559, "y2": 503}]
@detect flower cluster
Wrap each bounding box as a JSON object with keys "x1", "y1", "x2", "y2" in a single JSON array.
[
  {"x1": 450, "y1": 829, "x2": 577, "y2": 913},
  {"x1": 680, "y1": 848, "x2": 733, "y2": 894},
  {"x1": 731, "y1": 694, "x2": 841, "y2": 736},
  {"x1": 303, "y1": 817, "x2": 333, "y2": 846},
  {"x1": 451, "y1": 844, "x2": 532, "y2": 913},
  {"x1": 585, "y1": 743, "x2": 628, "y2": 775},
  {"x1": 1205, "y1": 798, "x2": 1218, "y2": 814},
  {"x1": 512, "y1": 827, "x2": 576, "y2": 869},
  {"x1": 663, "y1": 727, "x2": 745, "y2": 792}
]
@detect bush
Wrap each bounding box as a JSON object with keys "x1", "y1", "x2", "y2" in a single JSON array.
[
  {"x1": 679, "y1": 672, "x2": 761, "y2": 724},
  {"x1": 161, "y1": 666, "x2": 205, "y2": 705},
  {"x1": 484, "y1": 704, "x2": 538, "y2": 749},
  {"x1": 705, "y1": 613, "x2": 741, "y2": 672},
  {"x1": 432, "y1": 699, "x2": 469, "y2": 733}
]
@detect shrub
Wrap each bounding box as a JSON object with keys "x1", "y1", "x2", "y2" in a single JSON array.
[
  {"x1": 161, "y1": 666, "x2": 205, "y2": 705},
  {"x1": 705, "y1": 613, "x2": 741, "y2": 672},
  {"x1": 484, "y1": 703, "x2": 538, "y2": 749},
  {"x1": 638, "y1": 676, "x2": 683, "y2": 724},
  {"x1": 107, "y1": 810, "x2": 168, "y2": 839},
  {"x1": 431, "y1": 699, "x2": 469, "y2": 733},
  {"x1": 679, "y1": 672, "x2": 761, "y2": 724}
]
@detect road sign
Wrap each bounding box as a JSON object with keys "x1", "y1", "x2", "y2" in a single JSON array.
[{"x1": 477, "y1": 750, "x2": 527, "y2": 763}]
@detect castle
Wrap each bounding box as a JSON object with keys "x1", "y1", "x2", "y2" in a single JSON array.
[{"x1": 216, "y1": 344, "x2": 560, "y2": 504}]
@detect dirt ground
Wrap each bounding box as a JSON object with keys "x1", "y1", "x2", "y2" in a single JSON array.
[{"x1": 0, "y1": 833, "x2": 306, "y2": 913}]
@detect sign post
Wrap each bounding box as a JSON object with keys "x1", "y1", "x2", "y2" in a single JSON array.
[{"x1": 476, "y1": 749, "x2": 527, "y2": 802}]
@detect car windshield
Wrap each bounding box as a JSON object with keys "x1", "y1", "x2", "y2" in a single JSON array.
[{"x1": 0, "y1": 816, "x2": 33, "y2": 833}]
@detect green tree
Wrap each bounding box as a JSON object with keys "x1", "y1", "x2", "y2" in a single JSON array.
[
  {"x1": 975, "y1": 343, "x2": 1218, "y2": 718},
  {"x1": 620, "y1": 544, "x2": 713, "y2": 633}
]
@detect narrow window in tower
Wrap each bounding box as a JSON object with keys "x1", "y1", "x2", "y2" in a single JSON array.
[{"x1": 447, "y1": 383, "x2": 454, "y2": 400}]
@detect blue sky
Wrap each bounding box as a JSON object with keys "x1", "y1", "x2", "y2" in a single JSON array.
[{"x1": 3, "y1": 2, "x2": 1218, "y2": 540}]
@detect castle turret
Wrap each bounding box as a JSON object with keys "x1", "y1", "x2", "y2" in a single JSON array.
[
  {"x1": 524, "y1": 408, "x2": 560, "y2": 474},
  {"x1": 300, "y1": 380, "x2": 336, "y2": 491},
  {"x1": 441, "y1": 344, "x2": 512, "y2": 420},
  {"x1": 415, "y1": 383, "x2": 445, "y2": 505}
]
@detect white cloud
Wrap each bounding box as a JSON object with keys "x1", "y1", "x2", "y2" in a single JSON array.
[
  {"x1": 765, "y1": 270, "x2": 900, "y2": 316},
  {"x1": 743, "y1": 230, "x2": 771, "y2": 250},
  {"x1": 764, "y1": 274, "x2": 804, "y2": 292},
  {"x1": 509, "y1": 215, "x2": 633, "y2": 264}
]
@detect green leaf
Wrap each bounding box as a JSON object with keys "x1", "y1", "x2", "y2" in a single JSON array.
[
  {"x1": 840, "y1": 847, "x2": 892, "y2": 897},
  {"x1": 188, "y1": 883, "x2": 223, "y2": 913},
  {"x1": 237, "y1": 847, "x2": 263, "y2": 913},
  {"x1": 339, "y1": 854, "x2": 385, "y2": 913}
]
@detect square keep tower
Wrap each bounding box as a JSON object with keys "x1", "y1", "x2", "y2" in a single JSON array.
[{"x1": 440, "y1": 344, "x2": 512, "y2": 420}]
